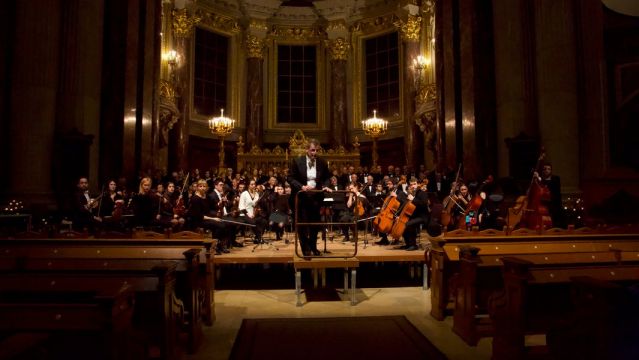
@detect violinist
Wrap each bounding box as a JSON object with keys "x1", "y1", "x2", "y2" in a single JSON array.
[
  {"x1": 156, "y1": 182, "x2": 185, "y2": 231},
  {"x1": 187, "y1": 179, "x2": 231, "y2": 255},
  {"x1": 98, "y1": 179, "x2": 125, "y2": 230},
  {"x1": 268, "y1": 184, "x2": 290, "y2": 241},
  {"x1": 394, "y1": 178, "x2": 430, "y2": 251},
  {"x1": 238, "y1": 179, "x2": 267, "y2": 244},
  {"x1": 131, "y1": 177, "x2": 158, "y2": 229},
  {"x1": 71, "y1": 177, "x2": 102, "y2": 233},
  {"x1": 208, "y1": 179, "x2": 242, "y2": 248},
  {"x1": 339, "y1": 182, "x2": 369, "y2": 243}
]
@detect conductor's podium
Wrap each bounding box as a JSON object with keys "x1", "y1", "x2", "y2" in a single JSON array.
[{"x1": 293, "y1": 253, "x2": 360, "y2": 306}]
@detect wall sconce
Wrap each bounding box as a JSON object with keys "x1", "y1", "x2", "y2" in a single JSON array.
[
  {"x1": 412, "y1": 55, "x2": 431, "y2": 90},
  {"x1": 162, "y1": 50, "x2": 179, "y2": 67}
]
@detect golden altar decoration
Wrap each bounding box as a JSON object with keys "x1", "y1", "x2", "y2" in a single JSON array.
[{"x1": 236, "y1": 129, "x2": 360, "y2": 172}]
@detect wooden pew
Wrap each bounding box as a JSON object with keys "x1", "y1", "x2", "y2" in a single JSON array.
[
  {"x1": 0, "y1": 280, "x2": 135, "y2": 360},
  {"x1": 547, "y1": 276, "x2": 639, "y2": 360},
  {"x1": 427, "y1": 232, "x2": 639, "y2": 321},
  {"x1": 0, "y1": 237, "x2": 215, "y2": 354},
  {"x1": 488, "y1": 257, "x2": 639, "y2": 360},
  {"x1": 451, "y1": 246, "x2": 631, "y2": 346}
]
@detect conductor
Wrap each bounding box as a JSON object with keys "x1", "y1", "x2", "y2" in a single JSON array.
[{"x1": 287, "y1": 138, "x2": 332, "y2": 256}]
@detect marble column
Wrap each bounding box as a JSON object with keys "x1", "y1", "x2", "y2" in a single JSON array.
[
  {"x1": 492, "y1": 0, "x2": 537, "y2": 178},
  {"x1": 398, "y1": 14, "x2": 424, "y2": 170},
  {"x1": 326, "y1": 37, "x2": 350, "y2": 149},
  {"x1": 8, "y1": 0, "x2": 61, "y2": 208},
  {"x1": 437, "y1": 0, "x2": 458, "y2": 170},
  {"x1": 245, "y1": 34, "x2": 265, "y2": 149},
  {"x1": 534, "y1": 0, "x2": 580, "y2": 194},
  {"x1": 56, "y1": 0, "x2": 104, "y2": 187}
]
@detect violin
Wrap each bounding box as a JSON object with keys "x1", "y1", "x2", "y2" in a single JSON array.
[
  {"x1": 458, "y1": 176, "x2": 492, "y2": 230},
  {"x1": 173, "y1": 173, "x2": 189, "y2": 218}
]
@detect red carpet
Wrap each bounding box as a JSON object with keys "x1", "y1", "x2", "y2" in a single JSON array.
[{"x1": 230, "y1": 316, "x2": 447, "y2": 360}]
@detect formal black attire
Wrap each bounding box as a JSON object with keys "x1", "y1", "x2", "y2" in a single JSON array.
[
  {"x1": 541, "y1": 175, "x2": 563, "y2": 227},
  {"x1": 401, "y1": 189, "x2": 430, "y2": 249},
  {"x1": 288, "y1": 155, "x2": 330, "y2": 255}
]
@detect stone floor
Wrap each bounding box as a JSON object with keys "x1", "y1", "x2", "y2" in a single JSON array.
[{"x1": 186, "y1": 286, "x2": 492, "y2": 360}]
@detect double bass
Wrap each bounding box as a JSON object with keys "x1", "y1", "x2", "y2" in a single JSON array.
[{"x1": 507, "y1": 151, "x2": 552, "y2": 230}]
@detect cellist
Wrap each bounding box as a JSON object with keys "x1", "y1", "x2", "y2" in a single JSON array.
[{"x1": 394, "y1": 177, "x2": 430, "y2": 251}]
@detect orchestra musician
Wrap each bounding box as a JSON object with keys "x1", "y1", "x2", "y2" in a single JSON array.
[
  {"x1": 131, "y1": 177, "x2": 159, "y2": 229},
  {"x1": 156, "y1": 182, "x2": 185, "y2": 231},
  {"x1": 187, "y1": 179, "x2": 231, "y2": 255},
  {"x1": 394, "y1": 178, "x2": 430, "y2": 251},
  {"x1": 268, "y1": 184, "x2": 290, "y2": 241},
  {"x1": 208, "y1": 179, "x2": 242, "y2": 248},
  {"x1": 535, "y1": 163, "x2": 564, "y2": 227},
  {"x1": 339, "y1": 182, "x2": 369, "y2": 243},
  {"x1": 238, "y1": 179, "x2": 267, "y2": 244},
  {"x1": 71, "y1": 177, "x2": 102, "y2": 233},
  {"x1": 98, "y1": 179, "x2": 125, "y2": 230}
]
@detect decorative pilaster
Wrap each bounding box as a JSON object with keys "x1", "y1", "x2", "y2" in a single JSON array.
[
  {"x1": 169, "y1": 6, "x2": 201, "y2": 171},
  {"x1": 326, "y1": 36, "x2": 351, "y2": 149},
  {"x1": 396, "y1": 13, "x2": 424, "y2": 169},
  {"x1": 245, "y1": 32, "x2": 266, "y2": 148}
]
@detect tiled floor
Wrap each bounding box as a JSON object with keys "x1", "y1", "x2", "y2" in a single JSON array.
[{"x1": 187, "y1": 287, "x2": 492, "y2": 360}]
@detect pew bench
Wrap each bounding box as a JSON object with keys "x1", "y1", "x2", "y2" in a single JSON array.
[
  {"x1": 488, "y1": 257, "x2": 639, "y2": 360},
  {"x1": 0, "y1": 281, "x2": 135, "y2": 360},
  {"x1": 0, "y1": 239, "x2": 215, "y2": 355},
  {"x1": 451, "y1": 247, "x2": 637, "y2": 346},
  {"x1": 427, "y1": 234, "x2": 639, "y2": 320}
]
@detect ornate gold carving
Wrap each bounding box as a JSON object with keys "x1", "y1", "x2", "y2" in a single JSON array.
[
  {"x1": 159, "y1": 80, "x2": 177, "y2": 102},
  {"x1": 249, "y1": 19, "x2": 269, "y2": 32},
  {"x1": 326, "y1": 20, "x2": 347, "y2": 33},
  {"x1": 325, "y1": 37, "x2": 350, "y2": 61},
  {"x1": 417, "y1": 82, "x2": 437, "y2": 105},
  {"x1": 352, "y1": 14, "x2": 399, "y2": 34},
  {"x1": 199, "y1": 11, "x2": 240, "y2": 34},
  {"x1": 237, "y1": 136, "x2": 245, "y2": 154},
  {"x1": 238, "y1": 130, "x2": 360, "y2": 171},
  {"x1": 352, "y1": 136, "x2": 360, "y2": 150},
  {"x1": 394, "y1": 15, "x2": 422, "y2": 42},
  {"x1": 172, "y1": 8, "x2": 202, "y2": 38},
  {"x1": 269, "y1": 25, "x2": 323, "y2": 40},
  {"x1": 245, "y1": 34, "x2": 265, "y2": 59}
]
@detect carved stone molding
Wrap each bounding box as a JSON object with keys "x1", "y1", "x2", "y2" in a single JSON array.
[
  {"x1": 245, "y1": 34, "x2": 265, "y2": 58},
  {"x1": 394, "y1": 14, "x2": 421, "y2": 42},
  {"x1": 269, "y1": 25, "x2": 324, "y2": 40},
  {"x1": 199, "y1": 11, "x2": 240, "y2": 34},
  {"x1": 159, "y1": 80, "x2": 180, "y2": 148},
  {"x1": 351, "y1": 13, "x2": 399, "y2": 34},
  {"x1": 172, "y1": 8, "x2": 202, "y2": 38},
  {"x1": 325, "y1": 37, "x2": 350, "y2": 61}
]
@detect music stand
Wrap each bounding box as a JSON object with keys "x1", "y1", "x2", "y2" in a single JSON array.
[
  {"x1": 320, "y1": 197, "x2": 334, "y2": 254},
  {"x1": 356, "y1": 215, "x2": 377, "y2": 249}
]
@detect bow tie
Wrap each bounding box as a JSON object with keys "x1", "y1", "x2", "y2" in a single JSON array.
[{"x1": 308, "y1": 159, "x2": 315, "y2": 168}]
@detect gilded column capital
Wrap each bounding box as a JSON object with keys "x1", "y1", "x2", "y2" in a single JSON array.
[
  {"x1": 172, "y1": 8, "x2": 202, "y2": 38},
  {"x1": 245, "y1": 34, "x2": 265, "y2": 59},
  {"x1": 394, "y1": 14, "x2": 422, "y2": 42},
  {"x1": 325, "y1": 37, "x2": 351, "y2": 61}
]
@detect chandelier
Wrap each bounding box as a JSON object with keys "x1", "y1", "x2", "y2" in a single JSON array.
[
  {"x1": 208, "y1": 108, "x2": 235, "y2": 173},
  {"x1": 361, "y1": 110, "x2": 388, "y2": 137},
  {"x1": 361, "y1": 110, "x2": 388, "y2": 167},
  {"x1": 208, "y1": 108, "x2": 235, "y2": 137}
]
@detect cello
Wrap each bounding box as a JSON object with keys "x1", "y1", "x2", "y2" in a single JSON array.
[
  {"x1": 372, "y1": 180, "x2": 404, "y2": 234},
  {"x1": 389, "y1": 180, "x2": 425, "y2": 240}
]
